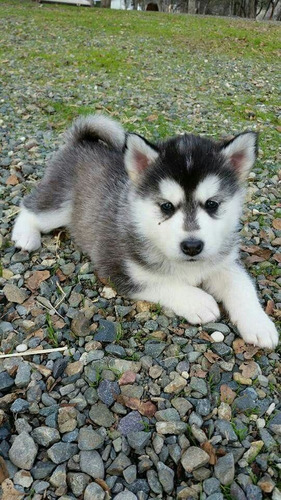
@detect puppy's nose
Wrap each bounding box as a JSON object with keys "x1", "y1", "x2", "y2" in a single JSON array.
[{"x1": 180, "y1": 239, "x2": 204, "y2": 256}]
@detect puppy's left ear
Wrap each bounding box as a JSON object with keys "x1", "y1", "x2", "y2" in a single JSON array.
[
  {"x1": 221, "y1": 132, "x2": 258, "y2": 181},
  {"x1": 124, "y1": 134, "x2": 159, "y2": 184}
]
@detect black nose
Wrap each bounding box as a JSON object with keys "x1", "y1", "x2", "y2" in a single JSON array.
[{"x1": 180, "y1": 239, "x2": 204, "y2": 256}]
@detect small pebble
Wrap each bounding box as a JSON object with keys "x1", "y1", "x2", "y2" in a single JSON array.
[{"x1": 16, "y1": 344, "x2": 28, "y2": 353}]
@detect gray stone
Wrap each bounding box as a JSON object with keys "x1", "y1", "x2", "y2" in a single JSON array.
[
  {"x1": 32, "y1": 426, "x2": 60, "y2": 447},
  {"x1": 155, "y1": 408, "x2": 180, "y2": 421},
  {"x1": 49, "y1": 463, "x2": 67, "y2": 488},
  {"x1": 181, "y1": 446, "x2": 209, "y2": 472},
  {"x1": 114, "y1": 493, "x2": 137, "y2": 500},
  {"x1": 157, "y1": 461, "x2": 174, "y2": 494},
  {"x1": 78, "y1": 427, "x2": 104, "y2": 450},
  {"x1": 67, "y1": 472, "x2": 91, "y2": 496},
  {"x1": 171, "y1": 397, "x2": 193, "y2": 417},
  {"x1": 147, "y1": 469, "x2": 162, "y2": 494},
  {"x1": 269, "y1": 411, "x2": 281, "y2": 435},
  {"x1": 107, "y1": 452, "x2": 131, "y2": 475},
  {"x1": 196, "y1": 398, "x2": 211, "y2": 416},
  {"x1": 156, "y1": 421, "x2": 187, "y2": 435},
  {"x1": 34, "y1": 480, "x2": 50, "y2": 493},
  {"x1": 214, "y1": 453, "x2": 235, "y2": 485},
  {"x1": 11, "y1": 398, "x2": 30, "y2": 413},
  {"x1": 127, "y1": 431, "x2": 151, "y2": 450},
  {"x1": 89, "y1": 402, "x2": 115, "y2": 427},
  {"x1": 71, "y1": 313, "x2": 90, "y2": 337},
  {"x1": 47, "y1": 443, "x2": 78, "y2": 464},
  {"x1": 212, "y1": 343, "x2": 232, "y2": 357},
  {"x1": 118, "y1": 411, "x2": 144, "y2": 436},
  {"x1": 105, "y1": 344, "x2": 126, "y2": 357},
  {"x1": 207, "y1": 494, "x2": 224, "y2": 500},
  {"x1": 144, "y1": 341, "x2": 166, "y2": 357},
  {"x1": 259, "y1": 428, "x2": 277, "y2": 450},
  {"x1": 3, "y1": 284, "x2": 28, "y2": 304},
  {"x1": 190, "y1": 377, "x2": 208, "y2": 396},
  {"x1": 123, "y1": 464, "x2": 137, "y2": 484},
  {"x1": 0, "y1": 371, "x2": 14, "y2": 392},
  {"x1": 94, "y1": 319, "x2": 117, "y2": 342},
  {"x1": 203, "y1": 478, "x2": 221, "y2": 495},
  {"x1": 31, "y1": 461, "x2": 56, "y2": 480},
  {"x1": 9, "y1": 431, "x2": 38, "y2": 470},
  {"x1": 204, "y1": 323, "x2": 230, "y2": 334},
  {"x1": 80, "y1": 450, "x2": 104, "y2": 479},
  {"x1": 97, "y1": 379, "x2": 120, "y2": 406},
  {"x1": 230, "y1": 482, "x2": 247, "y2": 500},
  {"x1": 115, "y1": 305, "x2": 133, "y2": 318},
  {"x1": 215, "y1": 419, "x2": 238, "y2": 442},
  {"x1": 52, "y1": 358, "x2": 68, "y2": 379},
  {"x1": 245, "y1": 484, "x2": 263, "y2": 500},
  {"x1": 84, "y1": 482, "x2": 105, "y2": 500}
]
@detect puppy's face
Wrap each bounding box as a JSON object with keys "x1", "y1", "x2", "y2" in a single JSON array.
[{"x1": 125, "y1": 132, "x2": 257, "y2": 264}]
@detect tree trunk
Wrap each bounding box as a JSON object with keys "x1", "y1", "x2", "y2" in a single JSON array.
[{"x1": 101, "y1": 0, "x2": 111, "y2": 7}]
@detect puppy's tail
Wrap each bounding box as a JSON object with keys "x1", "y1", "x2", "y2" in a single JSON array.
[{"x1": 66, "y1": 114, "x2": 126, "y2": 151}]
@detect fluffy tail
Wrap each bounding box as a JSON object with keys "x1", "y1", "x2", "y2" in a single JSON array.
[{"x1": 66, "y1": 114, "x2": 126, "y2": 151}]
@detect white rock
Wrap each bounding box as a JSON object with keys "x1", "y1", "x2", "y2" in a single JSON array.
[
  {"x1": 16, "y1": 344, "x2": 28, "y2": 353},
  {"x1": 102, "y1": 286, "x2": 117, "y2": 299},
  {"x1": 266, "y1": 402, "x2": 276, "y2": 416},
  {"x1": 211, "y1": 331, "x2": 225, "y2": 342},
  {"x1": 181, "y1": 371, "x2": 189, "y2": 379},
  {"x1": 256, "y1": 418, "x2": 266, "y2": 429}
]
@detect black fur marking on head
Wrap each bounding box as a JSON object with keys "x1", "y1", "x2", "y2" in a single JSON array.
[{"x1": 138, "y1": 134, "x2": 240, "y2": 200}]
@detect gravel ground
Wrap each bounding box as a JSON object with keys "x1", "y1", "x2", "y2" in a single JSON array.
[{"x1": 0, "y1": 3, "x2": 281, "y2": 500}]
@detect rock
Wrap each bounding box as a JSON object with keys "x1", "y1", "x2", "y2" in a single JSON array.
[
  {"x1": 10, "y1": 398, "x2": 30, "y2": 413},
  {"x1": 114, "y1": 492, "x2": 137, "y2": 500},
  {"x1": 147, "y1": 469, "x2": 162, "y2": 494},
  {"x1": 214, "y1": 453, "x2": 235, "y2": 485},
  {"x1": 218, "y1": 402, "x2": 232, "y2": 421},
  {"x1": 258, "y1": 475, "x2": 275, "y2": 493},
  {"x1": 84, "y1": 482, "x2": 105, "y2": 500},
  {"x1": 211, "y1": 331, "x2": 225, "y2": 342},
  {"x1": 215, "y1": 420, "x2": 237, "y2": 442},
  {"x1": 80, "y1": 451, "x2": 104, "y2": 479},
  {"x1": 164, "y1": 374, "x2": 187, "y2": 393},
  {"x1": 127, "y1": 431, "x2": 151, "y2": 450},
  {"x1": 3, "y1": 284, "x2": 28, "y2": 304},
  {"x1": 157, "y1": 461, "x2": 174, "y2": 494},
  {"x1": 107, "y1": 452, "x2": 131, "y2": 475},
  {"x1": 149, "y1": 365, "x2": 163, "y2": 379},
  {"x1": 97, "y1": 379, "x2": 120, "y2": 406},
  {"x1": 124, "y1": 464, "x2": 137, "y2": 484},
  {"x1": 32, "y1": 426, "x2": 60, "y2": 447},
  {"x1": 243, "y1": 440, "x2": 264, "y2": 463},
  {"x1": 269, "y1": 411, "x2": 281, "y2": 435},
  {"x1": 71, "y1": 313, "x2": 90, "y2": 337},
  {"x1": 52, "y1": 358, "x2": 68, "y2": 379},
  {"x1": 89, "y1": 402, "x2": 115, "y2": 427},
  {"x1": 171, "y1": 397, "x2": 193, "y2": 417},
  {"x1": 67, "y1": 472, "x2": 91, "y2": 497},
  {"x1": 204, "y1": 323, "x2": 230, "y2": 334},
  {"x1": 118, "y1": 411, "x2": 144, "y2": 436},
  {"x1": 156, "y1": 421, "x2": 187, "y2": 435},
  {"x1": 14, "y1": 470, "x2": 33, "y2": 488},
  {"x1": 196, "y1": 398, "x2": 211, "y2": 416},
  {"x1": 47, "y1": 443, "x2": 78, "y2": 464},
  {"x1": 212, "y1": 343, "x2": 232, "y2": 357},
  {"x1": 203, "y1": 477, "x2": 221, "y2": 495},
  {"x1": 119, "y1": 371, "x2": 137, "y2": 386},
  {"x1": 230, "y1": 482, "x2": 247, "y2": 500},
  {"x1": 78, "y1": 427, "x2": 104, "y2": 450},
  {"x1": 0, "y1": 372, "x2": 14, "y2": 392},
  {"x1": 9, "y1": 431, "x2": 38, "y2": 470},
  {"x1": 259, "y1": 428, "x2": 277, "y2": 450},
  {"x1": 233, "y1": 372, "x2": 252, "y2": 385},
  {"x1": 65, "y1": 361, "x2": 83, "y2": 376},
  {"x1": 94, "y1": 319, "x2": 117, "y2": 342},
  {"x1": 144, "y1": 341, "x2": 166, "y2": 357},
  {"x1": 181, "y1": 446, "x2": 210, "y2": 472},
  {"x1": 15, "y1": 362, "x2": 31, "y2": 388},
  {"x1": 190, "y1": 377, "x2": 208, "y2": 396},
  {"x1": 155, "y1": 409, "x2": 180, "y2": 421},
  {"x1": 245, "y1": 484, "x2": 263, "y2": 500},
  {"x1": 16, "y1": 344, "x2": 28, "y2": 353},
  {"x1": 58, "y1": 406, "x2": 77, "y2": 433},
  {"x1": 49, "y1": 463, "x2": 67, "y2": 488}
]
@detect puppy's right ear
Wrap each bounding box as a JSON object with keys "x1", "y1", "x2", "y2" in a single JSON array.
[{"x1": 124, "y1": 134, "x2": 159, "y2": 184}]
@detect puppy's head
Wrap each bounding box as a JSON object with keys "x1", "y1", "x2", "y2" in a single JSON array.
[{"x1": 125, "y1": 131, "x2": 258, "y2": 263}]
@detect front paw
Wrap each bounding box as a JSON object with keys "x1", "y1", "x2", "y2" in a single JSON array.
[
  {"x1": 184, "y1": 290, "x2": 220, "y2": 325},
  {"x1": 238, "y1": 312, "x2": 279, "y2": 350}
]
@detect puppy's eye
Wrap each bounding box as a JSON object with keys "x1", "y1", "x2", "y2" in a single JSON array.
[
  {"x1": 160, "y1": 202, "x2": 175, "y2": 215},
  {"x1": 205, "y1": 199, "x2": 219, "y2": 212}
]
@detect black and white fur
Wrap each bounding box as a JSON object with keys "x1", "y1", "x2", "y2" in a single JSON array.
[{"x1": 12, "y1": 115, "x2": 279, "y2": 349}]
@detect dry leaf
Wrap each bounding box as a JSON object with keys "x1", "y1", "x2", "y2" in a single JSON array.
[
  {"x1": 117, "y1": 395, "x2": 156, "y2": 417},
  {"x1": 243, "y1": 345, "x2": 260, "y2": 359},
  {"x1": 0, "y1": 457, "x2": 9, "y2": 484},
  {"x1": 245, "y1": 255, "x2": 266, "y2": 264},
  {"x1": 199, "y1": 331, "x2": 213, "y2": 342},
  {"x1": 95, "y1": 478, "x2": 110, "y2": 491},
  {"x1": 190, "y1": 366, "x2": 207, "y2": 378},
  {"x1": 1, "y1": 479, "x2": 24, "y2": 499},
  {"x1": 233, "y1": 338, "x2": 246, "y2": 354},
  {"x1": 204, "y1": 351, "x2": 220, "y2": 363},
  {"x1": 240, "y1": 361, "x2": 258, "y2": 379},
  {"x1": 220, "y1": 384, "x2": 236, "y2": 404},
  {"x1": 201, "y1": 441, "x2": 217, "y2": 465},
  {"x1": 26, "y1": 270, "x2": 50, "y2": 291},
  {"x1": 273, "y1": 253, "x2": 281, "y2": 263},
  {"x1": 56, "y1": 269, "x2": 67, "y2": 282},
  {"x1": 6, "y1": 175, "x2": 19, "y2": 186},
  {"x1": 272, "y1": 218, "x2": 281, "y2": 230},
  {"x1": 265, "y1": 300, "x2": 275, "y2": 316}
]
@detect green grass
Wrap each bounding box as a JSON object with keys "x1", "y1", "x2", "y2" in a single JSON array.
[
  {"x1": 0, "y1": 0, "x2": 280, "y2": 157},
  {"x1": 46, "y1": 313, "x2": 59, "y2": 347}
]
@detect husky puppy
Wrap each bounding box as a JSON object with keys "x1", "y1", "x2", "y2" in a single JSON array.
[{"x1": 12, "y1": 115, "x2": 278, "y2": 349}]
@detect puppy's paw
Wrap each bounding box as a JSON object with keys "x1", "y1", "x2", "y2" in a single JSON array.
[
  {"x1": 238, "y1": 312, "x2": 279, "y2": 350},
  {"x1": 12, "y1": 210, "x2": 41, "y2": 252},
  {"x1": 184, "y1": 290, "x2": 220, "y2": 325}
]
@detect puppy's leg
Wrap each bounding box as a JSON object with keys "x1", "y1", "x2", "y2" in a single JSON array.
[
  {"x1": 132, "y1": 283, "x2": 220, "y2": 324},
  {"x1": 12, "y1": 201, "x2": 72, "y2": 252},
  {"x1": 204, "y1": 262, "x2": 278, "y2": 349}
]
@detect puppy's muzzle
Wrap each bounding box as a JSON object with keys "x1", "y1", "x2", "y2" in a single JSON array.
[{"x1": 180, "y1": 239, "x2": 204, "y2": 257}]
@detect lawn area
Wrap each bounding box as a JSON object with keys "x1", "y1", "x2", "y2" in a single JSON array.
[{"x1": 0, "y1": 0, "x2": 280, "y2": 156}]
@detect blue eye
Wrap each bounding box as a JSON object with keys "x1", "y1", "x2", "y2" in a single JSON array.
[
  {"x1": 205, "y1": 199, "x2": 219, "y2": 212},
  {"x1": 160, "y1": 202, "x2": 175, "y2": 215}
]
